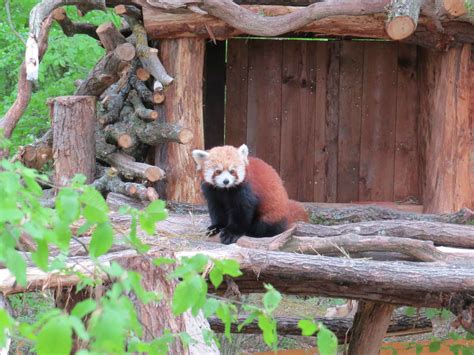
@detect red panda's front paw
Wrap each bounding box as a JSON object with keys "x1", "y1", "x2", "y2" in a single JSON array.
[
  {"x1": 219, "y1": 230, "x2": 241, "y2": 245},
  {"x1": 207, "y1": 224, "x2": 222, "y2": 236}
]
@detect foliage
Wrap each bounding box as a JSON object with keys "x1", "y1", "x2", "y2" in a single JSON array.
[
  {"x1": 0, "y1": 1, "x2": 121, "y2": 153},
  {"x1": 0, "y1": 144, "x2": 340, "y2": 354}
]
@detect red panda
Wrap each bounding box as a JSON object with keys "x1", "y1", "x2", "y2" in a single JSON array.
[{"x1": 192, "y1": 144, "x2": 308, "y2": 244}]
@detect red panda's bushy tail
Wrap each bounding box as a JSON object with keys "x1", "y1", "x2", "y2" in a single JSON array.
[{"x1": 287, "y1": 199, "x2": 308, "y2": 224}]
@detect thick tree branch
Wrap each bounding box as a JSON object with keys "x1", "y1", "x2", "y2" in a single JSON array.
[{"x1": 52, "y1": 8, "x2": 99, "y2": 39}]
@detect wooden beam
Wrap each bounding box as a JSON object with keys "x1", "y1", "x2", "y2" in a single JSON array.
[
  {"x1": 142, "y1": 3, "x2": 474, "y2": 48},
  {"x1": 348, "y1": 301, "x2": 396, "y2": 354},
  {"x1": 418, "y1": 44, "x2": 472, "y2": 213},
  {"x1": 157, "y1": 38, "x2": 205, "y2": 203},
  {"x1": 208, "y1": 313, "x2": 433, "y2": 341}
]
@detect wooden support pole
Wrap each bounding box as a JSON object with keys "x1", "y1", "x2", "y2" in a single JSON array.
[
  {"x1": 386, "y1": 0, "x2": 422, "y2": 40},
  {"x1": 347, "y1": 301, "x2": 396, "y2": 354},
  {"x1": 158, "y1": 38, "x2": 205, "y2": 203},
  {"x1": 51, "y1": 96, "x2": 96, "y2": 185},
  {"x1": 418, "y1": 44, "x2": 472, "y2": 213},
  {"x1": 117, "y1": 254, "x2": 219, "y2": 355}
]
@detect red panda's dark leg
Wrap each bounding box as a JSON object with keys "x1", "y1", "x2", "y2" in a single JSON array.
[
  {"x1": 201, "y1": 183, "x2": 228, "y2": 235},
  {"x1": 220, "y1": 184, "x2": 258, "y2": 244}
]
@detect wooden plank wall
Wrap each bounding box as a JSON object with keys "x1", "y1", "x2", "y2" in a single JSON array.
[
  {"x1": 470, "y1": 49, "x2": 474, "y2": 208},
  {"x1": 225, "y1": 39, "x2": 420, "y2": 203}
]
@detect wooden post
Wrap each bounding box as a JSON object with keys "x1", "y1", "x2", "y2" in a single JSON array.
[
  {"x1": 118, "y1": 254, "x2": 218, "y2": 355},
  {"x1": 418, "y1": 44, "x2": 472, "y2": 213},
  {"x1": 347, "y1": 301, "x2": 396, "y2": 355},
  {"x1": 51, "y1": 96, "x2": 96, "y2": 186},
  {"x1": 157, "y1": 38, "x2": 205, "y2": 203}
]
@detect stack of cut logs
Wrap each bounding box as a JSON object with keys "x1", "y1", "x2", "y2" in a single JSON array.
[{"x1": 17, "y1": 5, "x2": 192, "y2": 203}]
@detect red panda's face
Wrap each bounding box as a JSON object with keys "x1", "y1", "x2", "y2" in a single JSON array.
[{"x1": 192, "y1": 145, "x2": 249, "y2": 188}]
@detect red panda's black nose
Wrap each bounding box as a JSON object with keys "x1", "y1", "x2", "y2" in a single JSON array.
[{"x1": 223, "y1": 179, "x2": 230, "y2": 185}]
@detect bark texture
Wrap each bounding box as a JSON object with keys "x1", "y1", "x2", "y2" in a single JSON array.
[{"x1": 51, "y1": 96, "x2": 96, "y2": 185}]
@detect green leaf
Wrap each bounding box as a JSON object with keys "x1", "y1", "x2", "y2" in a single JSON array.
[
  {"x1": 172, "y1": 275, "x2": 207, "y2": 316},
  {"x1": 0, "y1": 208, "x2": 23, "y2": 223},
  {"x1": 405, "y1": 306, "x2": 416, "y2": 317},
  {"x1": 209, "y1": 267, "x2": 223, "y2": 289},
  {"x1": 5, "y1": 248, "x2": 26, "y2": 286},
  {"x1": 23, "y1": 174, "x2": 43, "y2": 196},
  {"x1": 317, "y1": 323, "x2": 338, "y2": 355},
  {"x1": 89, "y1": 307, "x2": 127, "y2": 352},
  {"x1": 80, "y1": 188, "x2": 109, "y2": 223},
  {"x1": 52, "y1": 221, "x2": 72, "y2": 251},
  {"x1": 263, "y1": 284, "x2": 281, "y2": 313},
  {"x1": 71, "y1": 299, "x2": 97, "y2": 319},
  {"x1": 139, "y1": 200, "x2": 167, "y2": 234},
  {"x1": 36, "y1": 316, "x2": 73, "y2": 355},
  {"x1": 153, "y1": 257, "x2": 175, "y2": 267},
  {"x1": 179, "y1": 332, "x2": 194, "y2": 347},
  {"x1": 298, "y1": 319, "x2": 318, "y2": 336},
  {"x1": 56, "y1": 188, "x2": 80, "y2": 223},
  {"x1": 216, "y1": 259, "x2": 242, "y2": 277},
  {"x1": 31, "y1": 239, "x2": 48, "y2": 270},
  {"x1": 69, "y1": 316, "x2": 90, "y2": 341},
  {"x1": 238, "y1": 312, "x2": 258, "y2": 332},
  {"x1": 258, "y1": 314, "x2": 277, "y2": 348},
  {"x1": 0, "y1": 309, "x2": 13, "y2": 348},
  {"x1": 202, "y1": 298, "x2": 220, "y2": 318},
  {"x1": 429, "y1": 339, "x2": 441, "y2": 352},
  {"x1": 216, "y1": 303, "x2": 233, "y2": 340},
  {"x1": 89, "y1": 222, "x2": 113, "y2": 258}
]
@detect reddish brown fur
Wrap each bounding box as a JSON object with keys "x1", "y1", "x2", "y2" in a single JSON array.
[{"x1": 246, "y1": 157, "x2": 307, "y2": 224}]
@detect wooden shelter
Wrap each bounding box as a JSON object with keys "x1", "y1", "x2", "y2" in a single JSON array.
[
  {"x1": 2, "y1": 1, "x2": 474, "y2": 354},
  {"x1": 139, "y1": 0, "x2": 474, "y2": 214}
]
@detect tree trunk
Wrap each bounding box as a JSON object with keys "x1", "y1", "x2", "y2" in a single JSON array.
[
  {"x1": 386, "y1": 0, "x2": 422, "y2": 40},
  {"x1": 418, "y1": 44, "x2": 472, "y2": 213},
  {"x1": 348, "y1": 301, "x2": 396, "y2": 354},
  {"x1": 51, "y1": 96, "x2": 96, "y2": 186},
  {"x1": 158, "y1": 38, "x2": 205, "y2": 203},
  {"x1": 207, "y1": 313, "x2": 432, "y2": 342},
  {"x1": 117, "y1": 254, "x2": 218, "y2": 355}
]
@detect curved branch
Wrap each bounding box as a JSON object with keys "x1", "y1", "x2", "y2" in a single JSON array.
[
  {"x1": 200, "y1": 0, "x2": 388, "y2": 37},
  {"x1": 0, "y1": 15, "x2": 54, "y2": 140}
]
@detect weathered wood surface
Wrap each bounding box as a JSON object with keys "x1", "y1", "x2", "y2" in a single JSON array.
[
  {"x1": 158, "y1": 38, "x2": 205, "y2": 203},
  {"x1": 99, "y1": 151, "x2": 164, "y2": 182},
  {"x1": 75, "y1": 43, "x2": 135, "y2": 96},
  {"x1": 208, "y1": 313, "x2": 433, "y2": 341},
  {"x1": 15, "y1": 129, "x2": 53, "y2": 170},
  {"x1": 2, "y1": 235, "x2": 474, "y2": 309},
  {"x1": 51, "y1": 96, "x2": 96, "y2": 185},
  {"x1": 348, "y1": 301, "x2": 396, "y2": 355},
  {"x1": 225, "y1": 40, "x2": 420, "y2": 203},
  {"x1": 418, "y1": 44, "x2": 472, "y2": 213},
  {"x1": 142, "y1": 3, "x2": 474, "y2": 48}
]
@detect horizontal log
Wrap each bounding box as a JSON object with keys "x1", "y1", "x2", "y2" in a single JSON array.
[
  {"x1": 207, "y1": 313, "x2": 432, "y2": 342},
  {"x1": 106, "y1": 191, "x2": 150, "y2": 211},
  {"x1": 100, "y1": 151, "x2": 165, "y2": 182},
  {"x1": 128, "y1": 89, "x2": 158, "y2": 121},
  {"x1": 305, "y1": 204, "x2": 474, "y2": 225},
  {"x1": 93, "y1": 168, "x2": 159, "y2": 201},
  {"x1": 142, "y1": 3, "x2": 474, "y2": 48},
  {"x1": 294, "y1": 220, "x2": 474, "y2": 249},
  {"x1": 2, "y1": 238, "x2": 474, "y2": 308},
  {"x1": 96, "y1": 21, "x2": 127, "y2": 52}
]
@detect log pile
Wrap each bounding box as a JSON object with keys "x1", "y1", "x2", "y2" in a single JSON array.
[{"x1": 16, "y1": 5, "x2": 194, "y2": 203}]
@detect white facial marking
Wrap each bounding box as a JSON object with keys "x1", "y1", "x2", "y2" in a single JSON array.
[
  {"x1": 238, "y1": 144, "x2": 249, "y2": 164},
  {"x1": 235, "y1": 165, "x2": 246, "y2": 184},
  {"x1": 215, "y1": 171, "x2": 236, "y2": 188}
]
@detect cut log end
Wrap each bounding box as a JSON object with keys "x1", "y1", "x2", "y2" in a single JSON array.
[
  {"x1": 386, "y1": 16, "x2": 416, "y2": 40},
  {"x1": 153, "y1": 91, "x2": 165, "y2": 104},
  {"x1": 145, "y1": 166, "x2": 165, "y2": 182},
  {"x1": 136, "y1": 68, "x2": 151, "y2": 81},
  {"x1": 443, "y1": 0, "x2": 468, "y2": 17},
  {"x1": 146, "y1": 187, "x2": 159, "y2": 201},
  {"x1": 179, "y1": 128, "x2": 194, "y2": 144},
  {"x1": 115, "y1": 43, "x2": 136, "y2": 61},
  {"x1": 117, "y1": 134, "x2": 133, "y2": 148}
]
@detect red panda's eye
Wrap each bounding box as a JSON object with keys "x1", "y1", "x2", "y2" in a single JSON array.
[
  {"x1": 229, "y1": 169, "x2": 236, "y2": 174},
  {"x1": 215, "y1": 170, "x2": 222, "y2": 175}
]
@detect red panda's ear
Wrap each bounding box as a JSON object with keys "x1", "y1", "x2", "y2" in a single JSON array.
[
  {"x1": 192, "y1": 149, "x2": 209, "y2": 170},
  {"x1": 238, "y1": 144, "x2": 249, "y2": 164}
]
